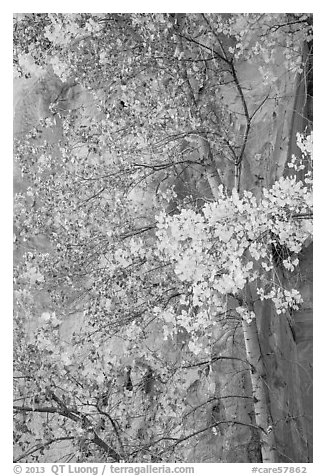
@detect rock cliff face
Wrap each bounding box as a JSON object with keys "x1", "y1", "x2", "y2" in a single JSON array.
[{"x1": 13, "y1": 43, "x2": 312, "y2": 462}]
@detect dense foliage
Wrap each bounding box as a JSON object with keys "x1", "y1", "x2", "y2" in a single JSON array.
[{"x1": 13, "y1": 13, "x2": 312, "y2": 463}]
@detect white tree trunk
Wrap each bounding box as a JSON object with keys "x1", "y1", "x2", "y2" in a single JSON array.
[{"x1": 242, "y1": 314, "x2": 278, "y2": 462}]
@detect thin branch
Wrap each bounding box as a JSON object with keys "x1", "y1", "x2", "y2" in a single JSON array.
[
  {"x1": 144, "y1": 419, "x2": 268, "y2": 458},
  {"x1": 96, "y1": 404, "x2": 125, "y2": 458},
  {"x1": 178, "y1": 32, "x2": 232, "y2": 66},
  {"x1": 182, "y1": 355, "x2": 254, "y2": 372},
  {"x1": 183, "y1": 394, "x2": 254, "y2": 419},
  {"x1": 14, "y1": 399, "x2": 121, "y2": 462},
  {"x1": 201, "y1": 13, "x2": 230, "y2": 61},
  {"x1": 291, "y1": 213, "x2": 313, "y2": 220},
  {"x1": 228, "y1": 62, "x2": 251, "y2": 191},
  {"x1": 250, "y1": 93, "x2": 271, "y2": 122},
  {"x1": 132, "y1": 159, "x2": 200, "y2": 171},
  {"x1": 14, "y1": 437, "x2": 74, "y2": 463}
]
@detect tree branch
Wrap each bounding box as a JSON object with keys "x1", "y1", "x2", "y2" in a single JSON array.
[
  {"x1": 14, "y1": 400, "x2": 121, "y2": 462},
  {"x1": 14, "y1": 437, "x2": 74, "y2": 463},
  {"x1": 181, "y1": 355, "x2": 254, "y2": 371}
]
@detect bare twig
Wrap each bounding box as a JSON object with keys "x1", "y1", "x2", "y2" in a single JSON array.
[{"x1": 14, "y1": 437, "x2": 74, "y2": 463}]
